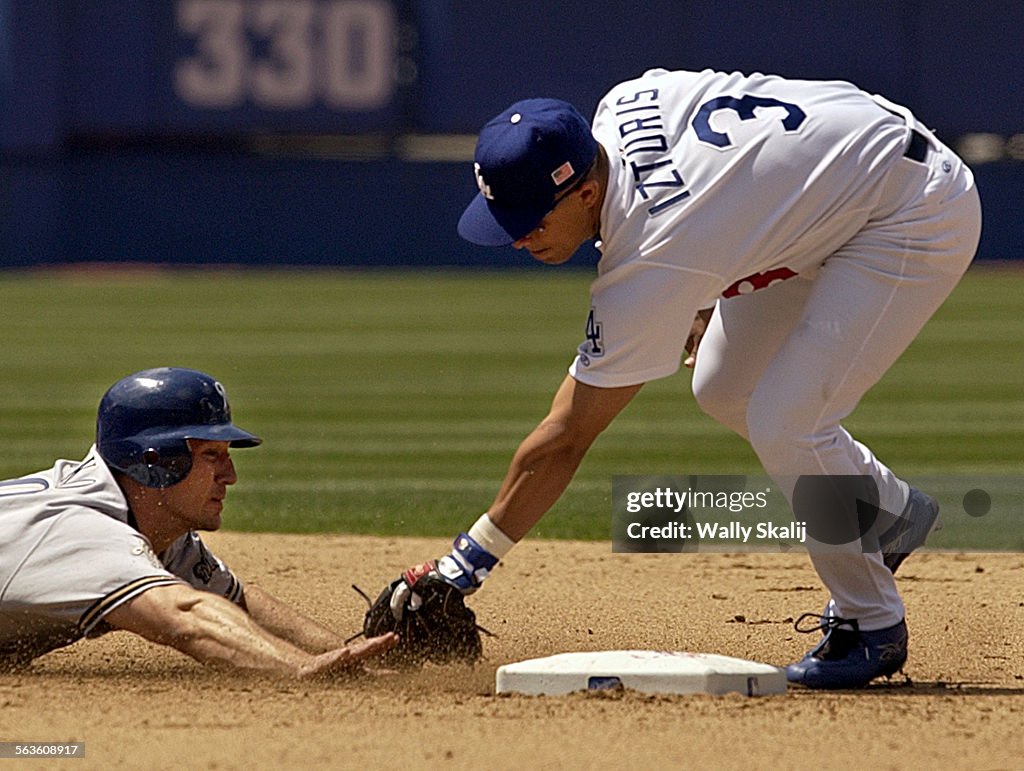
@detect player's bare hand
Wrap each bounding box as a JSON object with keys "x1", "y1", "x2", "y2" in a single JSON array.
[
  {"x1": 298, "y1": 632, "x2": 399, "y2": 679},
  {"x1": 684, "y1": 307, "x2": 714, "y2": 368}
]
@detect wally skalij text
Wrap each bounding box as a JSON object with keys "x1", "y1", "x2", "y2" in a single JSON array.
[{"x1": 611, "y1": 475, "x2": 806, "y2": 554}]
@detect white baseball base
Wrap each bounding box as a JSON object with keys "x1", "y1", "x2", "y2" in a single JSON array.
[{"x1": 495, "y1": 650, "x2": 787, "y2": 697}]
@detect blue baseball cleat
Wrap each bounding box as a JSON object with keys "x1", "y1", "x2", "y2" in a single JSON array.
[
  {"x1": 879, "y1": 487, "x2": 941, "y2": 574},
  {"x1": 785, "y1": 614, "x2": 908, "y2": 689}
]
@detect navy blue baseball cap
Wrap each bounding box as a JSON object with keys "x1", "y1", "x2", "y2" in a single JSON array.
[{"x1": 458, "y1": 98, "x2": 599, "y2": 247}]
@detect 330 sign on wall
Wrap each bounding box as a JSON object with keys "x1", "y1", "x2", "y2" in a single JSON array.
[{"x1": 173, "y1": 0, "x2": 396, "y2": 111}]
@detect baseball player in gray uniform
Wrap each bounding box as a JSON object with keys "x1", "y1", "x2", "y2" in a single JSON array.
[
  {"x1": 0, "y1": 367, "x2": 396, "y2": 675},
  {"x1": 383, "y1": 68, "x2": 981, "y2": 689}
]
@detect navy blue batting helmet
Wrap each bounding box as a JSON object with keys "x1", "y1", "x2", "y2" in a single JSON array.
[{"x1": 97, "y1": 367, "x2": 262, "y2": 488}]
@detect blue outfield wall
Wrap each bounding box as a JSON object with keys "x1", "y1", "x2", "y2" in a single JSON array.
[
  {"x1": 1, "y1": 152, "x2": 1016, "y2": 268},
  {"x1": 0, "y1": 151, "x2": 598, "y2": 269},
  {"x1": 975, "y1": 164, "x2": 1024, "y2": 264},
  {"x1": 0, "y1": 0, "x2": 1022, "y2": 268}
]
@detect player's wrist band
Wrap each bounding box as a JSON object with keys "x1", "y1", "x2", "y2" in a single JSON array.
[
  {"x1": 440, "y1": 531, "x2": 499, "y2": 591},
  {"x1": 437, "y1": 515, "x2": 515, "y2": 592},
  {"x1": 468, "y1": 512, "x2": 517, "y2": 559}
]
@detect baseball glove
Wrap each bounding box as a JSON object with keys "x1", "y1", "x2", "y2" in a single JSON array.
[{"x1": 357, "y1": 561, "x2": 485, "y2": 667}]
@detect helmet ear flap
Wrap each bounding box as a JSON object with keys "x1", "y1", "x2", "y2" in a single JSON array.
[{"x1": 120, "y1": 439, "x2": 193, "y2": 488}]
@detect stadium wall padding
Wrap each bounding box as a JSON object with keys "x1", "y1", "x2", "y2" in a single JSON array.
[{"x1": 1, "y1": 1, "x2": 1020, "y2": 267}]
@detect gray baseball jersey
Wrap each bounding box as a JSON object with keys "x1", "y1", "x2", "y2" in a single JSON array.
[{"x1": 0, "y1": 446, "x2": 243, "y2": 669}]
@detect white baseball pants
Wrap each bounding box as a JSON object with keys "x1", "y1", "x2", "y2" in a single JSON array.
[{"x1": 692, "y1": 135, "x2": 982, "y2": 630}]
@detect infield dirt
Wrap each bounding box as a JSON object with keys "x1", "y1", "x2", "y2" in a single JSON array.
[{"x1": 2, "y1": 533, "x2": 1022, "y2": 770}]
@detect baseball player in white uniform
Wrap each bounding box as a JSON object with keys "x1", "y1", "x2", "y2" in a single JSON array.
[
  {"x1": 0, "y1": 367, "x2": 395, "y2": 675},
  {"x1": 384, "y1": 68, "x2": 981, "y2": 688}
]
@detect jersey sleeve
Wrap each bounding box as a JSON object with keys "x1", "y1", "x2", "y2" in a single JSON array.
[
  {"x1": 83, "y1": 533, "x2": 244, "y2": 637},
  {"x1": 0, "y1": 510, "x2": 187, "y2": 639},
  {"x1": 159, "y1": 532, "x2": 245, "y2": 605},
  {"x1": 569, "y1": 261, "x2": 723, "y2": 387}
]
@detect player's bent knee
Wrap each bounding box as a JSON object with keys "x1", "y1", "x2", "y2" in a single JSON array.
[
  {"x1": 744, "y1": 396, "x2": 825, "y2": 462},
  {"x1": 692, "y1": 383, "x2": 749, "y2": 437}
]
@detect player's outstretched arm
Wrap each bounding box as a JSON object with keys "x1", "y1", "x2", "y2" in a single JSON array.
[
  {"x1": 487, "y1": 374, "x2": 642, "y2": 541},
  {"x1": 105, "y1": 582, "x2": 396, "y2": 678},
  {"x1": 364, "y1": 374, "x2": 641, "y2": 667},
  {"x1": 239, "y1": 584, "x2": 351, "y2": 654}
]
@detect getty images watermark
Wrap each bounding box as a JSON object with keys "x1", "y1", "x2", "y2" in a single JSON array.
[{"x1": 611, "y1": 474, "x2": 1024, "y2": 553}]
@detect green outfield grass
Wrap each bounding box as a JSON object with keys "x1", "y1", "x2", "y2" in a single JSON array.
[{"x1": 1, "y1": 265, "x2": 1022, "y2": 545}]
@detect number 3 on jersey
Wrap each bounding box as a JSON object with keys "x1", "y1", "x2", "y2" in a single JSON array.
[
  {"x1": 692, "y1": 95, "x2": 806, "y2": 149},
  {"x1": 584, "y1": 308, "x2": 604, "y2": 356}
]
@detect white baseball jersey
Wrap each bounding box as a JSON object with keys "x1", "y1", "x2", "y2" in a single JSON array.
[
  {"x1": 570, "y1": 68, "x2": 921, "y2": 388},
  {"x1": 0, "y1": 446, "x2": 243, "y2": 669},
  {"x1": 567, "y1": 68, "x2": 981, "y2": 631}
]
